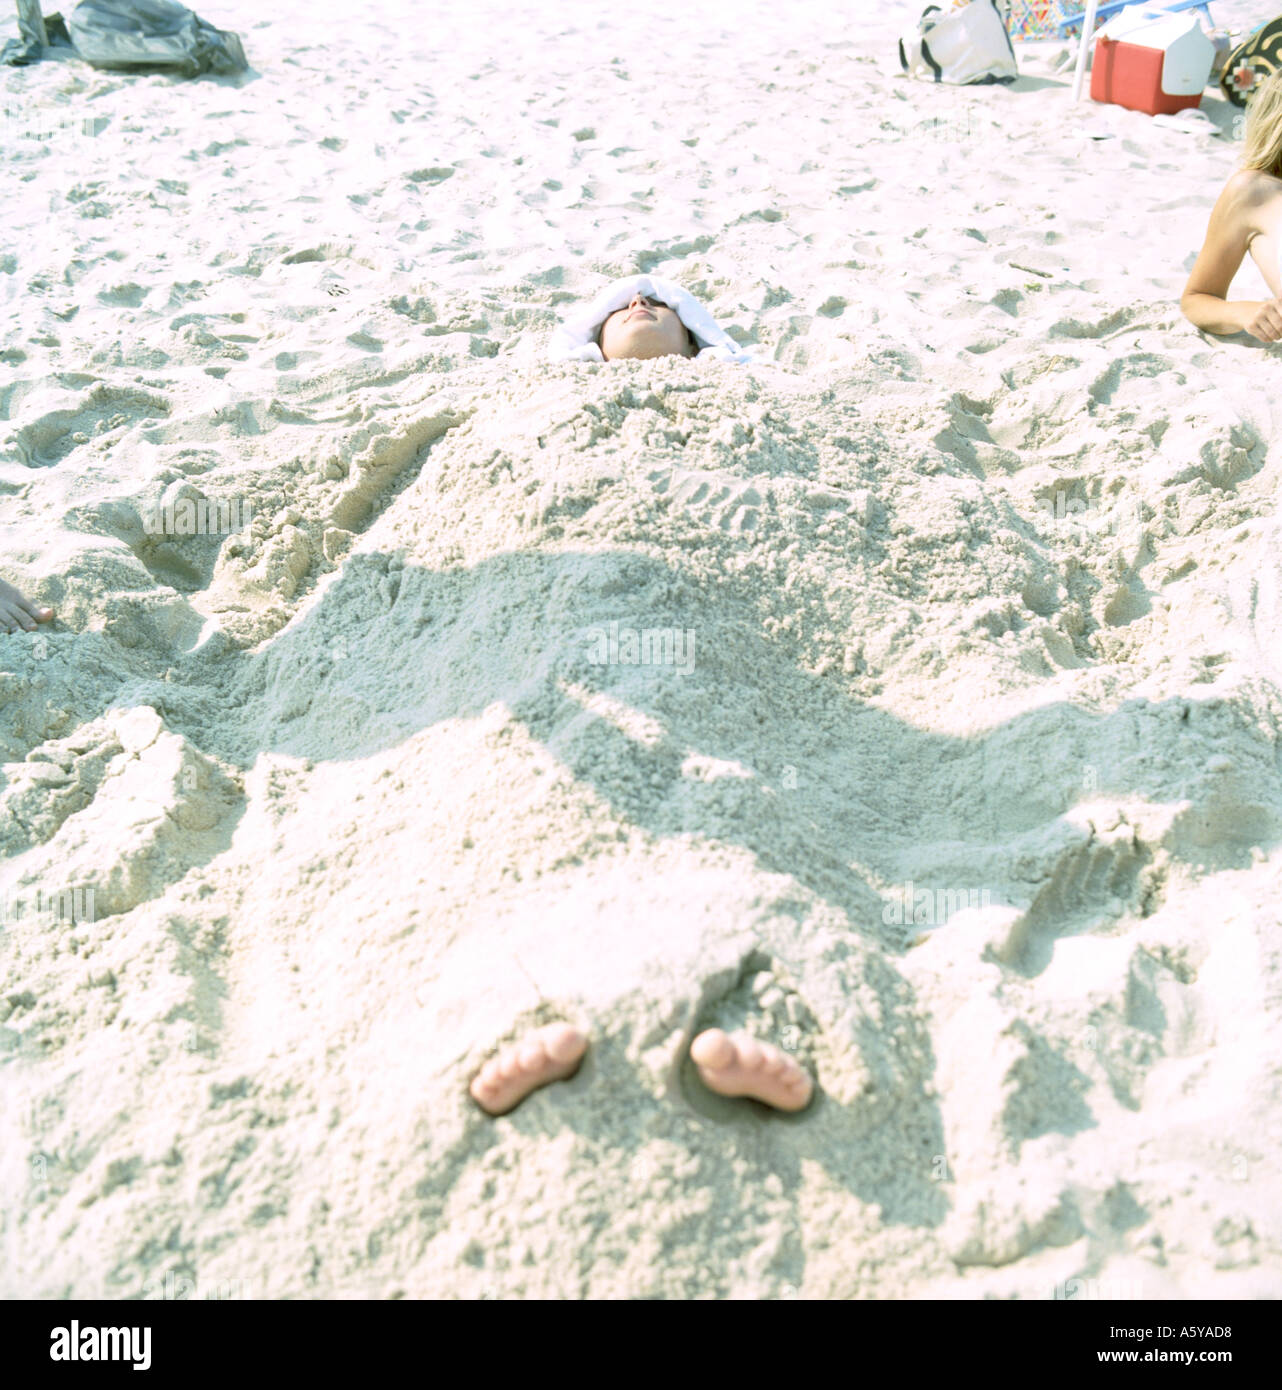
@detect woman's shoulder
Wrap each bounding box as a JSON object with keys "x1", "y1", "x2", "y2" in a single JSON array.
[
  {"x1": 1225, "y1": 167, "x2": 1282, "y2": 203},
  {"x1": 1214, "y1": 168, "x2": 1282, "y2": 245}
]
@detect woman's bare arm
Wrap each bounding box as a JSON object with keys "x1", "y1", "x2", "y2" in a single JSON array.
[{"x1": 1181, "y1": 169, "x2": 1282, "y2": 339}]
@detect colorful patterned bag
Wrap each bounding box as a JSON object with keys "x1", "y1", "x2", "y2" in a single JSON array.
[
  {"x1": 992, "y1": 1, "x2": 1088, "y2": 39},
  {"x1": 1219, "y1": 18, "x2": 1282, "y2": 107}
]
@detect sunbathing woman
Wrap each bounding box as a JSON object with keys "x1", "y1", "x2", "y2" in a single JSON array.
[
  {"x1": 0, "y1": 576, "x2": 53, "y2": 634},
  {"x1": 1181, "y1": 69, "x2": 1282, "y2": 341}
]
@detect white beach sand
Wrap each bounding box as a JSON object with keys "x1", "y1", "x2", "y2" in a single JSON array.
[{"x1": 1, "y1": 0, "x2": 1281, "y2": 1298}]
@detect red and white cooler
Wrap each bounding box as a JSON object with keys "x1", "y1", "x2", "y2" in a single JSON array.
[{"x1": 1090, "y1": 8, "x2": 1216, "y2": 116}]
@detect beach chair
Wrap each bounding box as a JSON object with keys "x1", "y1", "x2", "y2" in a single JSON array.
[
  {"x1": 1056, "y1": 0, "x2": 1213, "y2": 38},
  {"x1": 1064, "y1": 1, "x2": 1216, "y2": 101}
]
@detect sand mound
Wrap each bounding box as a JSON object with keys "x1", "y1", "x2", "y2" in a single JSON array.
[{"x1": 3, "y1": 0, "x2": 1281, "y2": 1298}]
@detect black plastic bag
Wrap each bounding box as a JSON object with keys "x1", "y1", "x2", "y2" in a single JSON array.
[{"x1": 64, "y1": 0, "x2": 247, "y2": 76}]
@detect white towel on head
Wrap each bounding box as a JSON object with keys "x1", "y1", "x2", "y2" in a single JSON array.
[{"x1": 547, "y1": 274, "x2": 758, "y2": 365}]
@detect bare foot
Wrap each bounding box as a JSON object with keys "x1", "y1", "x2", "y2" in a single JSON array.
[
  {"x1": 469, "y1": 1022, "x2": 588, "y2": 1116},
  {"x1": 690, "y1": 1028, "x2": 813, "y2": 1112},
  {"x1": 0, "y1": 577, "x2": 54, "y2": 634}
]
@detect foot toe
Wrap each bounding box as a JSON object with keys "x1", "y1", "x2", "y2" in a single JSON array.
[
  {"x1": 544, "y1": 1023, "x2": 586, "y2": 1064},
  {"x1": 690, "y1": 1028, "x2": 734, "y2": 1069},
  {"x1": 736, "y1": 1035, "x2": 763, "y2": 1070}
]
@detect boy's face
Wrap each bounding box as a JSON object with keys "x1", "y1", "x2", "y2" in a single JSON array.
[{"x1": 598, "y1": 293, "x2": 697, "y2": 360}]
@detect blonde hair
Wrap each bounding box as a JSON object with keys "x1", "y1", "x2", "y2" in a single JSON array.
[{"x1": 1241, "y1": 69, "x2": 1282, "y2": 177}]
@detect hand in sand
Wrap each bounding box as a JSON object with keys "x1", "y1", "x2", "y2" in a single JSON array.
[
  {"x1": 1245, "y1": 297, "x2": 1282, "y2": 343},
  {"x1": 0, "y1": 577, "x2": 54, "y2": 634},
  {"x1": 470, "y1": 1022, "x2": 813, "y2": 1115}
]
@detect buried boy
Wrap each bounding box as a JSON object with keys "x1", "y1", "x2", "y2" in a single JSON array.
[{"x1": 547, "y1": 273, "x2": 758, "y2": 365}]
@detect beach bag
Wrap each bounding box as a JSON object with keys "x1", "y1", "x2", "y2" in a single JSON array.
[
  {"x1": 899, "y1": 0, "x2": 1019, "y2": 86},
  {"x1": 65, "y1": 0, "x2": 248, "y2": 77},
  {"x1": 1219, "y1": 17, "x2": 1282, "y2": 107}
]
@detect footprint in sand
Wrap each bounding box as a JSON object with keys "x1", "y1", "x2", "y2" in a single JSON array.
[
  {"x1": 3, "y1": 707, "x2": 244, "y2": 917},
  {"x1": 650, "y1": 465, "x2": 763, "y2": 534},
  {"x1": 6, "y1": 382, "x2": 171, "y2": 467}
]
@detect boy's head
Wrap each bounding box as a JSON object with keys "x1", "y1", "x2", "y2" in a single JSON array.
[{"x1": 596, "y1": 292, "x2": 699, "y2": 360}]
